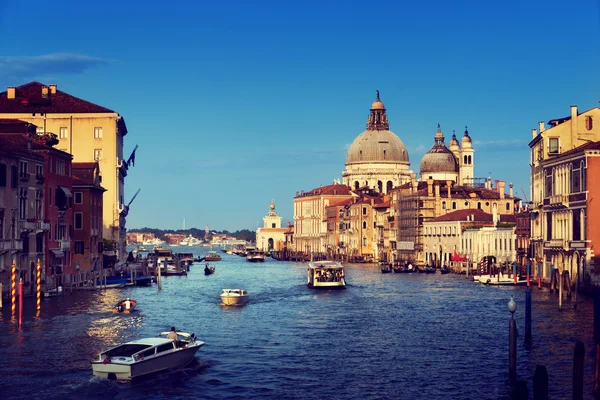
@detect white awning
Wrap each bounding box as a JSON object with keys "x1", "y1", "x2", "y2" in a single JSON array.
[
  {"x1": 59, "y1": 186, "x2": 73, "y2": 197},
  {"x1": 51, "y1": 249, "x2": 64, "y2": 258}
]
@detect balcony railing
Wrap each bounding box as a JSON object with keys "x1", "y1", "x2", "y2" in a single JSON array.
[
  {"x1": 38, "y1": 221, "x2": 50, "y2": 231},
  {"x1": 36, "y1": 173, "x2": 45, "y2": 183},
  {"x1": 548, "y1": 195, "x2": 569, "y2": 208},
  {"x1": 19, "y1": 220, "x2": 36, "y2": 231},
  {"x1": 546, "y1": 239, "x2": 569, "y2": 249},
  {"x1": 19, "y1": 172, "x2": 30, "y2": 182},
  {"x1": 0, "y1": 239, "x2": 23, "y2": 252},
  {"x1": 58, "y1": 240, "x2": 71, "y2": 250}
]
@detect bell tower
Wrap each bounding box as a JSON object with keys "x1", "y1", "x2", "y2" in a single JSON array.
[{"x1": 263, "y1": 199, "x2": 282, "y2": 229}]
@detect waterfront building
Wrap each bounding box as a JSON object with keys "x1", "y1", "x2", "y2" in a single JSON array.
[
  {"x1": 423, "y1": 208, "x2": 516, "y2": 268},
  {"x1": 395, "y1": 177, "x2": 518, "y2": 265},
  {"x1": 256, "y1": 201, "x2": 288, "y2": 251},
  {"x1": 72, "y1": 162, "x2": 105, "y2": 284},
  {"x1": 164, "y1": 233, "x2": 185, "y2": 245},
  {"x1": 293, "y1": 182, "x2": 353, "y2": 257},
  {"x1": 515, "y1": 206, "x2": 532, "y2": 268},
  {"x1": 325, "y1": 198, "x2": 353, "y2": 260},
  {"x1": 0, "y1": 130, "x2": 50, "y2": 296},
  {"x1": 342, "y1": 92, "x2": 413, "y2": 193},
  {"x1": 529, "y1": 105, "x2": 600, "y2": 283},
  {"x1": 0, "y1": 82, "x2": 134, "y2": 262}
]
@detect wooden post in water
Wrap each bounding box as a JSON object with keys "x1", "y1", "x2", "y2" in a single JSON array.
[
  {"x1": 0, "y1": 282, "x2": 2, "y2": 310},
  {"x1": 537, "y1": 262, "x2": 542, "y2": 290},
  {"x1": 18, "y1": 278, "x2": 23, "y2": 327},
  {"x1": 527, "y1": 261, "x2": 531, "y2": 287},
  {"x1": 533, "y1": 365, "x2": 549, "y2": 400},
  {"x1": 559, "y1": 271, "x2": 563, "y2": 310},
  {"x1": 573, "y1": 340, "x2": 584, "y2": 400},
  {"x1": 525, "y1": 287, "x2": 532, "y2": 343}
]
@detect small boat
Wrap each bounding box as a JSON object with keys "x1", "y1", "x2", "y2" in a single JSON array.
[
  {"x1": 113, "y1": 298, "x2": 137, "y2": 313},
  {"x1": 440, "y1": 266, "x2": 451, "y2": 275},
  {"x1": 246, "y1": 249, "x2": 266, "y2": 262},
  {"x1": 307, "y1": 260, "x2": 346, "y2": 289},
  {"x1": 380, "y1": 262, "x2": 392, "y2": 274},
  {"x1": 220, "y1": 289, "x2": 249, "y2": 306},
  {"x1": 91, "y1": 331, "x2": 204, "y2": 381},
  {"x1": 204, "y1": 251, "x2": 222, "y2": 262},
  {"x1": 204, "y1": 265, "x2": 215, "y2": 275},
  {"x1": 474, "y1": 274, "x2": 528, "y2": 286},
  {"x1": 425, "y1": 266, "x2": 436, "y2": 274}
]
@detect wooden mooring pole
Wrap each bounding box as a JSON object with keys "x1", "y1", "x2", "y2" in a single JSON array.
[
  {"x1": 533, "y1": 365, "x2": 549, "y2": 400},
  {"x1": 525, "y1": 287, "x2": 532, "y2": 343},
  {"x1": 573, "y1": 340, "x2": 584, "y2": 400},
  {"x1": 594, "y1": 292, "x2": 600, "y2": 397}
]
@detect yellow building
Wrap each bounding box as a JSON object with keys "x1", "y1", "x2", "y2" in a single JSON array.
[
  {"x1": 0, "y1": 82, "x2": 133, "y2": 260},
  {"x1": 529, "y1": 104, "x2": 600, "y2": 280},
  {"x1": 256, "y1": 201, "x2": 288, "y2": 251}
]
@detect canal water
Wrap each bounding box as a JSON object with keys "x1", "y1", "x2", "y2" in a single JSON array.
[{"x1": 0, "y1": 248, "x2": 596, "y2": 399}]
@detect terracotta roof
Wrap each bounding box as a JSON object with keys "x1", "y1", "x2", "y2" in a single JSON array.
[
  {"x1": 373, "y1": 200, "x2": 390, "y2": 209},
  {"x1": 0, "y1": 118, "x2": 37, "y2": 134},
  {"x1": 0, "y1": 133, "x2": 71, "y2": 158},
  {"x1": 72, "y1": 162, "x2": 97, "y2": 170},
  {"x1": 0, "y1": 82, "x2": 115, "y2": 114},
  {"x1": 296, "y1": 183, "x2": 352, "y2": 198},
  {"x1": 0, "y1": 134, "x2": 44, "y2": 160},
  {"x1": 433, "y1": 208, "x2": 517, "y2": 223},
  {"x1": 327, "y1": 198, "x2": 353, "y2": 207}
]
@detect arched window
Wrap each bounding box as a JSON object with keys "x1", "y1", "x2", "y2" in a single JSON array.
[
  {"x1": 354, "y1": 181, "x2": 359, "y2": 190},
  {"x1": 387, "y1": 181, "x2": 393, "y2": 193},
  {"x1": 442, "y1": 201, "x2": 446, "y2": 210},
  {"x1": 418, "y1": 214, "x2": 423, "y2": 226},
  {"x1": 365, "y1": 181, "x2": 369, "y2": 187},
  {"x1": 378, "y1": 181, "x2": 383, "y2": 193},
  {"x1": 506, "y1": 202, "x2": 511, "y2": 211},
  {"x1": 452, "y1": 202, "x2": 456, "y2": 209},
  {"x1": 468, "y1": 155, "x2": 472, "y2": 164},
  {"x1": 383, "y1": 149, "x2": 387, "y2": 159},
  {"x1": 464, "y1": 155, "x2": 467, "y2": 164},
  {"x1": 419, "y1": 200, "x2": 424, "y2": 208},
  {"x1": 362, "y1": 221, "x2": 367, "y2": 229},
  {"x1": 465, "y1": 202, "x2": 468, "y2": 206},
  {"x1": 485, "y1": 202, "x2": 489, "y2": 206},
  {"x1": 477, "y1": 202, "x2": 481, "y2": 209},
  {"x1": 362, "y1": 237, "x2": 367, "y2": 246}
]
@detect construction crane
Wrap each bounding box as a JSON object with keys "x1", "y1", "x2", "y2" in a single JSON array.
[{"x1": 520, "y1": 186, "x2": 529, "y2": 204}]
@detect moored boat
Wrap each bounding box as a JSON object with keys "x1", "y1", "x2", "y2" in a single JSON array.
[
  {"x1": 307, "y1": 260, "x2": 346, "y2": 289},
  {"x1": 220, "y1": 289, "x2": 249, "y2": 306},
  {"x1": 91, "y1": 331, "x2": 204, "y2": 381},
  {"x1": 204, "y1": 250, "x2": 222, "y2": 262},
  {"x1": 204, "y1": 264, "x2": 215, "y2": 275},
  {"x1": 474, "y1": 274, "x2": 527, "y2": 286}
]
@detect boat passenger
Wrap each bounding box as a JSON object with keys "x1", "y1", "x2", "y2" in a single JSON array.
[
  {"x1": 168, "y1": 326, "x2": 178, "y2": 341},
  {"x1": 124, "y1": 298, "x2": 131, "y2": 311}
]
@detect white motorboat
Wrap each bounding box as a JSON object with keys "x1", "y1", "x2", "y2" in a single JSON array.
[
  {"x1": 246, "y1": 249, "x2": 265, "y2": 262},
  {"x1": 474, "y1": 274, "x2": 528, "y2": 286},
  {"x1": 307, "y1": 261, "x2": 346, "y2": 289},
  {"x1": 91, "y1": 331, "x2": 204, "y2": 381},
  {"x1": 220, "y1": 289, "x2": 249, "y2": 306}
]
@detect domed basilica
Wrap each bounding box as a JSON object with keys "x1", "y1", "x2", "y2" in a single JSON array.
[
  {"x1": 342, "y1": 92, "x2": 476, "y2": 191},
  {"x1": 342, "y1": 91, "x2": 413, "y2": 193}
]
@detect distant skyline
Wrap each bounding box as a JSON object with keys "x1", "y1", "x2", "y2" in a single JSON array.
[{"x1": 1, "y1": 0, "x2": 599, "y2": 231}]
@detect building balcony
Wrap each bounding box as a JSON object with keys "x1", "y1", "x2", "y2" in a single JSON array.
[
  {"x1": 545, "y1": 239, "x2": 569, "y2": 249},
  {"x1": 38, "y1": 221, "x2": 50, "y2": 231},
  {"x1": 58, "y1": 240, "x2": 71, "y2": 250},
  {"x1": 0, "y1": 239, "x2": 23, "y2": 252},
  {"x1": 19, "y1": 220, "x2": 36, "y2": 232},
  {"x1": 36, "y1": 173, "x2": 45, "y2": 183},
  {"x1": 19, "y1": 172, "x2": 30, "y2": 182},
  {"x1": 547, "y1": 195, "x2": 569, "y2": 208}
]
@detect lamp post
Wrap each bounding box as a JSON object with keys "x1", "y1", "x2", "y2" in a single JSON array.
[{"x1": 508, "y1": 295, "x2": 517, "y2": 380}]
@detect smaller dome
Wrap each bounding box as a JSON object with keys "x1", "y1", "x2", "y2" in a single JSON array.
[
  {"x1": 449, "y1": 131, "x2": 460, "y2": 150},
  {"x1": 420, "y1": 149, "x2": 459, "y2": 175},
  {"x1": 371, "y1": 100, "x2": 385, "y2": 110},
  {"x1": 462, "y1": 126, "x2": 472, "y2": 143}
]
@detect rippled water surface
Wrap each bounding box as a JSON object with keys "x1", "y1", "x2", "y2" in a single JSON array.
[{"x1": 0, "y1": 249, "x2": 596, "y2": 399}]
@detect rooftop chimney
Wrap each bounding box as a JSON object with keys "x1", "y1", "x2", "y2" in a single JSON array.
[
  {"x1": 49, "y1": 84, "x2": 57, "y2": 94},
  {"x1": 509, "y1": 183, "x2": 513, "y2": 197},
  {"x1": 495, "y1": 179, "x2": 500, "y2": 190},
  {"x1": 538, "y1": 121, "x2": 545, "y2": 133},
  {"x1": 571, "y1": 105, "x2": 578, "y2": 145},
  {"x1": 498, "y1": 181, "x2": 506, "y2": 199},
  {"x1": 531, "y1": 128, "x2": 537, "y2": 140},
  {"x1": 7, "y1": 87, "x2": 15, "y2": 99},
  {"x1": 41, "y1": 86, "x2": 49, "y2": 98}
]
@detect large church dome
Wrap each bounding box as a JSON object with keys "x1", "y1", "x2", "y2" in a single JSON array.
[
  {"x1": 345, "y1": 91, "x2": 409, "y2": 165},
  {"x1": 420, "y1": 124, "x2": 459, "y2": 176}
]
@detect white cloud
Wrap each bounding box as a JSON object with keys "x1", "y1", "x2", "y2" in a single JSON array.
[{"x1": 0, "y1": 53, "x2": 110, "y2": 81}]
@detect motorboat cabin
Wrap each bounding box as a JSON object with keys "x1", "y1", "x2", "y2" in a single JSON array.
[{"x1": 307, "y1": 261, "x2": 346, "y2": 289}]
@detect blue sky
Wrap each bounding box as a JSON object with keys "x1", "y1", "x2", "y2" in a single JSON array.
[{"x1": 1, "y1": 0, "x2": 599, "y2": 231}]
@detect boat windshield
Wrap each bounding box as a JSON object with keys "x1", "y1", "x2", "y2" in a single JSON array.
[
  {"x1": 105, "y1": 344, "x2": 152, "y2": 357},
  {"x1": 313, "y1": 268, "x2": 344, "y2": 283}
]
